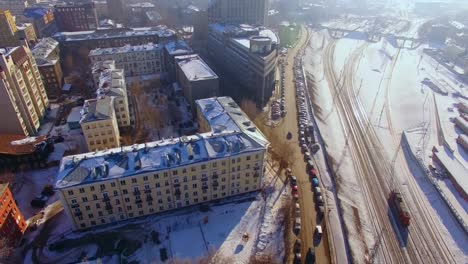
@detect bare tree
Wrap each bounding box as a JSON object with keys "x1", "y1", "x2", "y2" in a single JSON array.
[{"x1": 0, "y1": 237, "x2": 14, "y2": 262}]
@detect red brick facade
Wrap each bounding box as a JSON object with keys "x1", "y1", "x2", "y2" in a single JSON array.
[{"x1": 0, "y1": 184, "x2": 26, "y2": 245}]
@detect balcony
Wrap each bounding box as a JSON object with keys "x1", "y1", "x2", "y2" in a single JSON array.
[
  {"x1": 74, "y1": 211, "x2": 82, "y2": 217},
  {"x1": 146, "y1": 195, "x2": 153, "y2": 202},
  {"x1": 105, "y1": 204, "x2": 113, "y2": 210},
  {"x1": 71, "y1": 204, "x2": 80, "y2": 208},
  {"x1": 212, "y1": 174, "x2": 219, "y2": 179},
  {"x1": 133, "y1": 190, "x2": 141, "y2": 195},
  {"x1": 174, "y1": 183, "x2": 180, "y2": 188},
  {"x1": 102, "y1": 196, "x2": 110, "y2": 202},
  {"x1": 202, "y1": 185, "x2": 208, "y2": 190},
  {"x1": 201, "y1": 177, "x2": 208, "y2": 182},
  {"x1": 212, "y1": 181, "x2": 219, "y2": 187},
  {"x1": 144, "y1": 189, "x2": 151, "y2": 194},
  {"x1": 135, "y1": 199, "x2": 142, "y2": 204}
]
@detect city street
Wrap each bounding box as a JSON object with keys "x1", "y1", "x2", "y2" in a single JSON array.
[{"x1": 259, "y1": 26, "x2": 331, "y2": 264}]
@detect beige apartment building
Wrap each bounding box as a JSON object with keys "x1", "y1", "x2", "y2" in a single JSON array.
[
  {"x1": 96, "y1": 68, "x2": 130, "y2": 128},
  {"x1": 91, "y1": 60, "x2": 115, "y2": 88},
  {"x1": 80, "y1": 97, "x2": 120, "y2": 152},
  {"x1": 89, "y1": 43, "x2": 164, "y2": 77},
  {"x1": 56, "y1": 96, "x2": 268, "y2": 230},
  {"x1": 0, "y1": 46, "x2": 49, "y2": 136}
]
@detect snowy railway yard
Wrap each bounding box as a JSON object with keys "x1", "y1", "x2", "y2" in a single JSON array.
[
  {"x1": 303, "y1": 18, "x2": 468, "y2": 264},
  {"x1": 18, "y1": 159, "x2": 288, "y2": 263}
]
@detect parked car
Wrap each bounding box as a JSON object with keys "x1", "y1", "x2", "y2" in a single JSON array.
[
  {"x1": 294, "y1": 239, "x2": 302, "y2": 253},
  {"x1": 312, "y1": 178, "x2": 319, "y2": 187},
  {"x1": 314, "y1": 187, "x2": 322, "y2": 196},
  {"x1": 287, "y1": 132, "x2": 293, "y2": 140},
  {"x1": 295, "y1": 202, "x2": 301, "y2": 216},
  {"x1": 317, "y1": 206, "x2": 325, "y2": 221},
  {"x1": 314, "y1": 225, "x2": 323, "y2": 244},
  {"x1": 294, "y1": 217, "x2": 302, "y2": 234},
  {"x1": 305, "y1": 247, "x2": 316, "y2": 263},
  {"x1": 294, "y1": 253, "x2": 302, "y2": 264},
  {"x1": 290, "y1": 175, "x2": 297, "y2": 186},
  {"x1": 315, "y1": 195, "x2": 324, "y2": 206}
]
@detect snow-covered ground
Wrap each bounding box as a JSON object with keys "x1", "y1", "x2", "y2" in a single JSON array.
[
  {"x1": 304, "y1": 24, "x2": 467, "y2": 262},
  {"x1": 21, "y1": 159, "x2": 287, "y2": 263}
]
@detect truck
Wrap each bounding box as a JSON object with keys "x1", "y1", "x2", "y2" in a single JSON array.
[{"x1": 389, "y1": 190, "x2": 410, "y2": 227}]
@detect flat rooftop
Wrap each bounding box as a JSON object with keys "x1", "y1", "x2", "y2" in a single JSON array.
[
  {"x1": 56, "y1": 97, "x2": 268, "y2": 189},
  {"x1": 32, "y1": 37, "x2": 59, "y2": 60},
  {"x1": 434, "y1": 148, "x2": 468, "y2": 194},
  {"x1": 164, "y1": 40, "x2": 193, "y2": 56},
  {"x1": 176, "y1": 54, "x2": 218, "y2": 81},
  {"x1": 89, "y1": 43, "x2": 161, "y2": 57},
  {"x1": 0, "y1": 135, "x2": 48, "y2": 156},
  {"x1": 53, "y1": 26, "x2": 175, "y2": 42}
]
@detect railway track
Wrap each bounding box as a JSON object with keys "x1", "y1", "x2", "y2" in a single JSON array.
[
  {"x1": 323, "y1": 40, "x2": 406, "y2": 263},
  {"x1": 323, "y1": 36, "x2": 457, "y2": 263}
]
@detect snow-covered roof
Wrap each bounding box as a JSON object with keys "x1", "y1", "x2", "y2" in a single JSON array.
[
  {"x1": 434, "y1": 148, "x2": 468, "y2": 195},
  {"x1": 97, "y1": 69, "x2": 126, "y2": 98},
  {"x1": 91, "y1": 60, "x2": 116, "y2": 76},
  {"x1": 67, "y1": 106, "x2": 83, "y2": 123},
  {"x1": 32, "y1": 38, "x2": 59, "y2": 62},
  {"x1": 53, "y1": 26, "x2": 175, "y2": 42},
  {"x1": 89, "y1": 43, "x2": 162, "y2": 57},
  {"x1": 164, "y1": 40, "x2": 193, "y2": 56},
  {"x1": 80, "y1": 97, "x2": 115, "y2": 123},
  {"x1": 55, "y1": 96, "x2": 268, "y2": 189},
  {"x1": 176, "y1": 54, "x2": 218, "y2": 81}
]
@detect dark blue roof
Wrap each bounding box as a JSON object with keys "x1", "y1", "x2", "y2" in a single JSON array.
[{"x1": 23, "y1": 8, "x2": 48, "y2": 19}]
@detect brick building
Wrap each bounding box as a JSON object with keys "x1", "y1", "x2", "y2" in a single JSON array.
[{"x1": 0, "y1": 184, "x2": 26, "y2": 245}]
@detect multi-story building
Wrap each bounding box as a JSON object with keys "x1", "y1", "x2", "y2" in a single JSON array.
[
  {"x1": 164, "y1": 40, "x2": 193, "y2": 82},
  {"x1": 0, "y1": 46, "x2": 49, "y2": 136},
  {"x1": 107, "y1": 0, "x2": 125, "y2": 23},
  {"x1": 91, "y1": 60, "x2": 115, "y2": 88},
  {"x1": 80, "y1": 97, "x2": 120, "y2": 152},
  {"x1": 0, "y1": 0, "x2": 28, "y2": 16},
  {"x1": 0, "y1": 10, "x2": 19, "y2": 47},
  {"x1": 22, "y1": 7, "x2": 57, "y2": 38},
  {"x1": 175, "y1": 54, "x2": 219, "y2": 111},
  {"x1": 89, "y1": 43, "x2": 164, "y2": 77},
  {"x1": 93, "y1": 0, "x2": 108, "y2": 19},
  {"x1": 56, "y1": 96, "x2": 268, "y2": 230},
  {"x1": 207, "y1": 0, "x2": 268, "y2": 26},
  {"x1": 54, "y1": 2, "x2": 98, "y2": 32},
  {"x1": 53, "y1": 26, "x2": 176, "y2": 72},
  {"x1": 96, "y1": 68, "x2": 130, "y2": 128},
  {"x1": 207, "y1": 23, "x2": 278, "y2": 107},
  {"x1": 32, "y1": 38, "x2": 63, "y2": 99},
  {"x1": 16, "y1": 23, "x2": 37, "y2": 46},
  {"x1": 0, "y1": 183, "x2": 26, "y2": 245}
]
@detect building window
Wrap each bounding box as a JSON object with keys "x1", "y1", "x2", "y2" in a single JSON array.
[
  {"x1": 201, "y1": 164, "x2": 206, "y2": 170},
  {"x1": 71, "y1": 199, "x2": 77, "y2": 204},
  {"x1": 122, "y1": 189, "x2": 128, "y2": 194},
  {"x1": 120, "y1": 180, "x2": 126, "y2": 185},
  {"x1": 88, "y1": 213, "x2": 94, "y2": 219},
  {"x1": 82, "y1": 197, "x2": 88, "y2": 202},
  {"x1": 155, "y1": 183, "x2": 160, "y2": 188},
  {"x1": 67, "y1": 190, "x2": 74, "y2": 195},
  {"x1": 92, "y1": 194, "x2": 97, "y2": 200},
  {"x1": 113, "y1": 190, "x2": 118, "y2": 196},
  {"x1": 111, "y1": 182, "x2": 116, "y2": 187},
  {"x1": 85, "y1": 206, "x2": 90, "y2": 211},
  {"x1": 154, "y1": 174, "x2": 159, "y2": 179},
  {"x1": 127, "y1": 205, "x2": 132, "y2": 210},
  {"x1": 125, "y1": 198, "x2": 130, "y2": 202},
  {"x1": 79, "y1": 188, "x2": 85, "y2": 193},
  {"x1": 246, "y1": 156, "x2": 251, "y2": 161},
  {"x1": 132, "y1": 178, "x2": 137, "y2": 184},
  {"x1": 143, "y1": 176, "x2": 148, "y2": 181}
]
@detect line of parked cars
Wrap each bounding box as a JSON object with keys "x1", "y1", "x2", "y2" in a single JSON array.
[{"x1": 272, "y1": 54, "x2": 288, "y2": 121}]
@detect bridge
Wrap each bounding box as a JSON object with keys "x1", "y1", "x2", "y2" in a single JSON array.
[{"x1": 320, "y1": 26, "x2": 425, "y2": 49}]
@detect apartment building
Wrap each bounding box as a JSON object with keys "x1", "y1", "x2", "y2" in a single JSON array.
[
  {"x1": 54, "y1": 2, "x2": 98, "y2": 32},
  {"x1": 0, "y1": 184, "x2": 26, "y2": 245},
  {"x1": 93, "y1": 0, "x2": 108, "y2": 19},
  {"x1": 207, "y1": 0, "x2": 268, "y2": 26},
  {"x1": 56, "y1": 96, "x2": 268, "y2": 230},
  {"x1": 0, "y1": 46, "x2": 49, "y2": 136},
  {"x1": 91, "y1": 60, "x2": 115, "y2": 88},
  {"x1": 22, "y1": 7, "x2": 57, "y2": 38},
  {"x1": 207, "y1": 23, "x2": 278, "y2": 107},
  {"x1": 175, "y1": 54, "x2": 219, "y2": 111},
  {"x1": 107, "y1": 0, "x2": 125, "y2": 23},
  {"x1": 16, "y1": 23, "x2": 37, "y2": 46},
  {"x1": 164, "y1": 40, "x2": 193, "y2": 82},
  {"x1": 89, "y1": 43, "x2": 164, "y2": 77},
  {"x1": 80, "y1": 97, "x2": 120, "y2": 152},
  {"x1": 32, "y1": 38, "x2": 63, "y2": 99},
  {"x1": 0, "y1": 10, "x2": 19, "y2": 47},
  {"x1": 96, "y1": 68, "x2": 130, "y2": 128}
]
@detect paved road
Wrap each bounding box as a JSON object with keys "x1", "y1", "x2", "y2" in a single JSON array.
[{"x1": 266, "y1": 27, "x2": 331, "y2": 264}]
